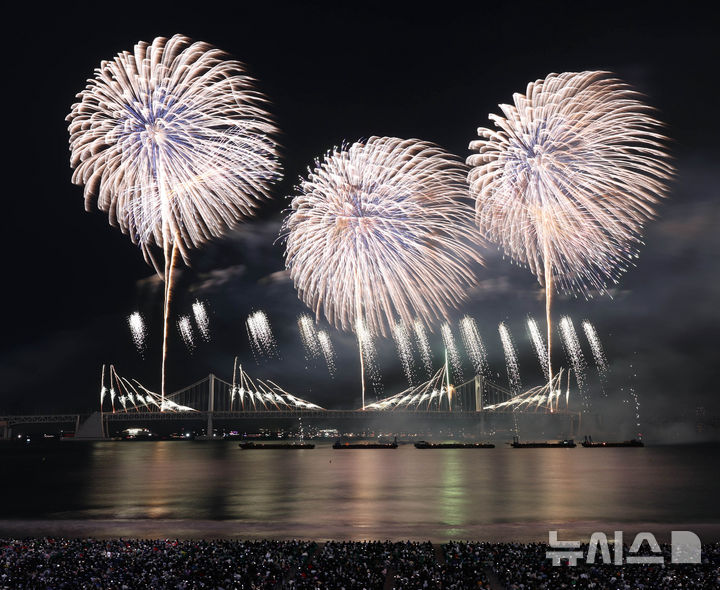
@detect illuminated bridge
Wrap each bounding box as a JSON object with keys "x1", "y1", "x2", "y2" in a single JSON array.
[{"x1": 1, "y1": 364, "x2": 580, "y2": 440}]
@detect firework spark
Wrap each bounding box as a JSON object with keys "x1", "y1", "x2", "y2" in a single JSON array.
[
  {"x1": 441, "y1": 322, "x2": 464, "y2": 384},
  {"x1": 413, "y1": 320, "x2": 434, "y2": 378},
  {"x1": 468, "y1": 71, "x2": 672, "y2": 383},
  {"x1": 128, "y1": 312, "x2": 147, "y2": 354},
  {"x1": 317, "y1": 330, "x2": 337, "y2": 377},
  {"x1": 526, "y1": 316, "x2": 549, "y2": 380},
  {"x1": 192, "y1": 300, "x2": 211, "y2": 341},
  {"x1": 459, "y1": 315, "x2": 489, "y2": 377},
  {"x1": 68, "y1": 34, "x2": 281, "y2": 404},
  {"x1": 582, "y1": 320, "x2": 609, "y2": 381},
  {"x1": 177, "y1": 316, "x2": 195, "y2": 351},
  {"x1": 282, "y1": 136, "x2": 481, "y2": 408},
  {"x1": 298, "y1": 314, "x2": 321, "y2": 361},
  {"x1": 559, "y1": 316, "x2": 588, "y2": 407},
  {"x1": 392, "y1": 320, "x2": 417, "y2": 385},
  {"x1": 356, "y1": 316, "x2": 383, "y2": 398},
  {"x1": 246, "y1": 310, "x2": 278, "y2": 360},
  {"x1": 498, "y1": 322, "x2": 522, "y2": 393}
]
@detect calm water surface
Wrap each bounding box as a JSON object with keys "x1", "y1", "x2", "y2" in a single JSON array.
[{"x1": 2, "y1": 442, "x2": 717, "y2": 539}]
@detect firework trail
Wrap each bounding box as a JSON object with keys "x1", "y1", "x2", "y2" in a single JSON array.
[
  {"x1": 498, "y1": 322, "x2": 522, "y2": 393},
  {"x1": 441, "y1": 322, "x2": 464, "y2": 384},
  {"x1": 68, "y1": 34, "x2": 281, "y2": 405},
  {"x1": 392, "y1": 321, "x2": 417, "y2": 385},
  {"x1": 298, "y1": 314, "x2": 321, "y2": 361},
  {"x1": 413, "y1": 320, "x2": 434, "y2": 378},
  {"x1": 620, "y1": 358, "x2": 641, "y2": 435},
  {"x1": 128, "y1": 312, "x2": 147, "y2": 354},
  {"x1": 526, "y1": 316, "x2": 549, "y2": 380},
  {"x1": 468, "y1": 71, "x2": 673, "y2": 386},
  {"x1": 246, "y1": 310, "x2": 278, "y2": 360},
  {"x1": 177, "y1": 316, "x2": 195, "y2": 352},
  {"x1": 99, "y1": 365, "x2": 107, "y2": 412},
  {"x1": 459, "y1": 315, "x2": 489, "y2": 376},
  {"x1": 192, "y1": 300, "x2": 211, "y2": 341},
  {"x1": 317, "y1": 330, "x2": 337, "y2": 377},
  {"x1": 282, "y1": 136, "x2": 482, "y2": 408},
  {"x1": 629, "y1": 361, "x2": 641, "y2": 435},
  {"x1": 559, "y1": 316, "x2": 589, "y2": 408},
  {"x1": 356, "y1": 316, "x2": 383, "y2": 398},
  {"x1": 582, "y1": 320, "x2": 609, "y2": 385}
]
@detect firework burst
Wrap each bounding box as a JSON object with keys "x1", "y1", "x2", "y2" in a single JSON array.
[
  {"x1": 283, "y1": 136, "x2": 482, "y2": 336},
  {"x1": 128, "y1": 312, "x2": 147, "y2": 354},
  {"x1": 246, "y1": 310, "x2": 278, "y2": 360},
  {"x1": 282, "y1": 136, "x2": 481, "y2": 407},
  {"x1": 68, "y1": 34, "x2": 281, "y2": 404},
  {"x1": 498, "y1": 322, "x2": 522, "y2": 393},
  {"x1": 413, "y1": 320, "x2": 434, "y2": 378},
  {"x1": 192, "y1": 300, "x2": 211, "y2": 341},
  {"x1": 526, "y1": 316, "x2": 549, "y2": 380},
  {"x1": 392, "y1": 320, "x2": 417, "y2": 385},
  {"x1": 459, "y1": 315, "x2": 489, "y2": 377},
  {"x1": 177, "y1": 316, "x2": 195, "y2": 352},
  {"x1": 559, "y1": 316, "x2": 588, "y2": 407},
  {"x1": 468, "y1": 71, "x2": 672, "y2": 383},
  {"x1": 317, "y1": 330, "x2": 337, "y2": 377},
  {"x1": 582, "y1": 320, "x2": 609, "y2": 383},
  {"x1": 297, "y1": 314, "x2": 321, "y2": 361},
  {"x1": 441, "y1": 322, "x2": 464, "y2": 384}
]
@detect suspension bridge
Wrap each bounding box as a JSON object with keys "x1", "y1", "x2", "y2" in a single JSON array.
[{"x1": 1, "y1": 364, "x2": 580, "y2": 440}]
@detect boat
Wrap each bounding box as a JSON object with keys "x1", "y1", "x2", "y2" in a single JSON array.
[
  {"x1": 414, "y1": 441, "x2": 495, "y2": 449},
  {"x1": 333, "y1": 437, "x2": 397, "y2": 449},
  {"x1": 581, "y1": 436, "x2": 644, "y2": 448},
  {"x1": 511, "y1": 436, "x2": 576, "y2": 448},
  {"x1": 239, "y1": 441, "x2": 315, "y2": 449}
]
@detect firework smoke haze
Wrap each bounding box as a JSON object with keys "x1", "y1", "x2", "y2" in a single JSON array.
[
  {"x1": 498, "y1": 322, "x2": 522, "y2": 393},
  {"x1": 67, "y1": 34, "x2": 281, "y2": 404},
  {"x1": 459, "y1": 315, "x2": 489, "y2": 376},
  {"x1": 282, "y1": 136, "x2": 483, "y2": 338}
]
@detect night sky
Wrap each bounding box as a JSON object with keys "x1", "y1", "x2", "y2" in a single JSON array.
[{"x1": 2, "y1": 3, "x2": 717, "y2": 430}]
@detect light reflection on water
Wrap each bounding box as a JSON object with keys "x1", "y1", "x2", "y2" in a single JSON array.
[{"x1": 2, "y1": 442, "x2": 717, "y2": 538}]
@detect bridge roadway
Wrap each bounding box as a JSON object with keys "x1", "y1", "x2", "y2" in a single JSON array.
[{"x1": 2, "y1": 409, "x2": 577, "y2": 422}]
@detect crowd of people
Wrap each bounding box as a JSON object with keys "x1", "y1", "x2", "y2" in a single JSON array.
[
  {"x1": 481, "y1": 541, "x2": 720, "y2": 589},
  {"x1": 290, "y1": 540, "x2": 393, "y2": 588},
  {"x1": 1, "y1": 538, "x2": 718, "y2": 589},
  {"x1": 0, "y1": 539, "x2": 314, "y2": 589}
]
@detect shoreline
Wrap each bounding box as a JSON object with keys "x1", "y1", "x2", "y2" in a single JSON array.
[{"x1": 2, "y1": 519, "x2": 719, "y2": 543}]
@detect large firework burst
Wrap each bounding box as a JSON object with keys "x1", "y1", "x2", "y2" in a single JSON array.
[
  {"x1": 282, "y1": 136, "x2": 482, "y2": 407},
  {"x1": 67, "y1": 34, "x2": 280, "y2": 402},
  {"x1": 467, "y1": 71, "x2": 672, "y2": 381},
  {"x1": 283, "y1": 136, "x2": 481, "y2": 337}
]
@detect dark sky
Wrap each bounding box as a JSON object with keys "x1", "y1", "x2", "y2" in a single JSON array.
[{"x1": 1, "y1": 2, "x2": 718, "y2": 426}]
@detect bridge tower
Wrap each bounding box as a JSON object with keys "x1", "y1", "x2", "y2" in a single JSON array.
[{"x1": 207, "y1": 373, "x2": 215, "y2": 437}]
